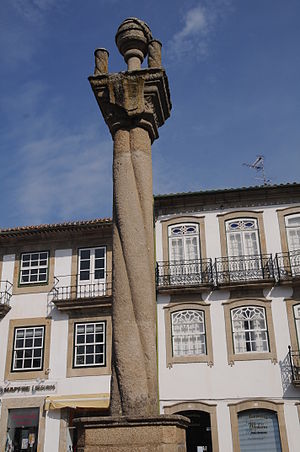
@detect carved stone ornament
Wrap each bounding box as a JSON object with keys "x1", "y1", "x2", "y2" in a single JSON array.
[{"x1": 89, "y1": 68, "x2": 171, "y2": 143}]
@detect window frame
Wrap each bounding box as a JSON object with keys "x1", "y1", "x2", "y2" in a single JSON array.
[
  {"x1": 164, "y1": 300, "x2": 213, "y2": 367},
  {"x1": 67, "y1": 315, "x2": 112, "y2": 377},
  {"x1": 12, "y1": 325, "x2": 45, "y2": 372},
  {"x1": 231, "y1": 306, "x2": 269, "y2": 354},
  {"x1": 277, "y1": 206, "x2": 300, "y2": 254},
  {"x1": 218, "y1": 211, "x2": 267, "y2": 258},
  {"x1": 228, "y1": 400, "x2": 289, "y2": 452},
  {"x1": 5, "y1": 318, "x2": 51, "y2": 381},
  {"x1": 161, "y1": 216, "x2": 207, "y2": 263},
  {"x1": 223, "y1": 298, "x2": 277, "y2": 364},
  {"x1": 73, "y1": 320, "x2": 106, "y2": 369},
  {"x1": 285, "y1": 298, "x2": 300, "y2": 351},
  {"x1": 19, "y1": 250, "x2": 50, "y2": 286}
]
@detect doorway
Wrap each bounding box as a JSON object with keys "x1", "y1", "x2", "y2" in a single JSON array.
[
  {"x1": 6, "y1": 408, "x2": 39, "y2": 452},
  {"x1": 179, "y1": 410, "x2": 213, "y2": 452}
]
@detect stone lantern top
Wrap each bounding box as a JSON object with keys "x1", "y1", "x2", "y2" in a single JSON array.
[{"x1": 115, "y1": 18, "x2": 153, "y2": 70}]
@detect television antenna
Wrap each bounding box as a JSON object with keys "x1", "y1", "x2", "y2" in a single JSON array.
[{"x1": 243, "y1": 155, "x2": 271, "y2": 185}]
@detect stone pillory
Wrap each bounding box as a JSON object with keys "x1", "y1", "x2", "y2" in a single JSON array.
[{"x1": 89, "y1": 18, "x2": 171, "y2": 417}]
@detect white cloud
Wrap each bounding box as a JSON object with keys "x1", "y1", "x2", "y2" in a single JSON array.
[
  {"x1": 16, "y1": 129, "x2": 112, "y2": 224},
  {"x1": 1, "y1": 81, "x2": 113, "y2": 225},
  {"x1": 10, "y1": 0, "x2": 65, "y2": 22},
  {"x1": 167, "y1": 1, "x2": 232, "y2": 60}
]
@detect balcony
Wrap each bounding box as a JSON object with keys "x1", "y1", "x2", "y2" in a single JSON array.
[
  {"x1": 156, "y1": 259, "x2": 214, "y2": 292},
  {"x1": 288, "y1": 346, "x2": 300, "y2": 386},
  {"x1": 275, "y1": 251, "x2": 300, "y2": 282},
  {"x1": 0, "y1": 280, "x2": 12, "y2": 318},
  {"x1": 49, "y1": 273, "x2": 112, "y2": 313},
  {"x1": 215, "y1": 254, "x2": 275, "y2": 287}
]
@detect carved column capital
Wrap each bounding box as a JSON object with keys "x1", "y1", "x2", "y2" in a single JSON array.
[{"x1": 89, "y1": 68, "x2": 171, "y2": 143}]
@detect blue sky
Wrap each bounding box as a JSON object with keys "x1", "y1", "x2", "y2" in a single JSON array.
[{"x1": 1, "y1": 0, "x2": 299, "y2": 228}]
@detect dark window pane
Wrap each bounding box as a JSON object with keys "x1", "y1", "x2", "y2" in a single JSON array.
[
  {"x1": 16, "y1": 340, "x2": 24, "y2": 348},
  {"x1": 40, "y1": 253, "x2": 48, "y2": 260},
  {"x1": 25, "y1": 349, "x2": 32, "y2": 358},
  {"x1": 30, "y1": 274, "x2": 38, "y2": 282},
  {"x1": 96, "y1": 345, "x2": 104, "y2": 354},
  {"x1": 22, "y1": 261, "x2": 30, "y2": 267},
  {"x1": 32, "y1": 359, "x2": 41, "y2": 368},
  {"x1": 80, "y1": 271, "x2": 90, "y2": 281},
  {"x1": 80, "y1": 250, "x2": 90, "y2": 260},
  {"x1": 40, "y1": 260, "x2": 47, "y2": 266},
  {"x1": 25, "y1": 339, "x2": 33, "y2": 347},
  {"x1": 95, "y1": 258, "x2": 105, "y2": 269},
  {"x1": 31, "y1": 261, "x2": 38, "y2": 267},
  {"x1": 34, "y1": 338, "x2": 42, "y2": 347},
  {"x1": 77, "y1": 346, "x2": 85, "y2": 355},
  {"x1": 86, "y1": 355, "x2": 93, "y2": 365},
  {"x1": 15, "y1": 360, "x2": 23, "y2": 369},
  {"x1": 16, "y1": 350, "x2": 23, "y2": 358},
  {"x1": 95, "y1": 248, "x2": 105, "y2": 258},
  {"x1": 95, "y1": 270, "x2": 105, "y2": 280},
  {"x1": 96, "y1": 334, "x2": 104, "y2": 343},
  {"x1": 34, "y1": 349, "x2": 42, "y2": 358},
  {"x1": 86, "y1": 334, "x2": 94, "y2": 343},
  {"x1": 39, "y1": 273, "x2": 47, "y2": 281},
  {"x1": 22, "y1": 254, "x2": 30, "y2": 261},
  {"x1": 76, "y1": 356, "x2": 84, "y2": 365},
  {"x1": 86, "y1": 345, "x2": 94, "y2": 354},
  {"x1": 76, "y1": 335, "x2": 85, "y2": 344},
  {"x1": 80, "y1": 261, "x2": 90, "y2": 270},
  {"x1": 24, "y1": 359, "x2": 32, "y2": 368},
  {"x1": 95, "y1": 355, "x2": 103, "y2": 364},
  {"x1": 21, "y1": 275, "x2": 29, "y2": 283},
  {"x1": 32, "y1": 254, "x2": 39, "y2": 261}
]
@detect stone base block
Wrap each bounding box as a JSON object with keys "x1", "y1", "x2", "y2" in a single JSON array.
[{"x1": 74, "y1": 414, "x2": 190, "y2": 452}]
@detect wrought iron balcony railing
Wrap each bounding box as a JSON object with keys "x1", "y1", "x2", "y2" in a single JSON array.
[
  {"x1": 156, "y1": 259, "x2": 214, "y2": 288},
  {"x1": 49, "y1": 273, "x2": 112, "y2": 303},
  {"x1": 0, "y1": 280, "x2": 13, "y2": 306},
  {"x1": 288, "y1": 346, "x2": 300, "y2": 386},
  {"x1": 215, "y1": 254, "x2": 275, "y2": 285},
  {"x1": 275, "y1": 251, "x2": 300, "y2": 281}
]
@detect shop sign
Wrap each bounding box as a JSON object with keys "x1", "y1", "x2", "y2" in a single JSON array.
[{"x1": 0, "y1": 382, "x2": 57, "y2": 396}]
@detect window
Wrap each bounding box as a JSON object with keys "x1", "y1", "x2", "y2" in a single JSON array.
[
  {"x1": 285, "y1": 214, "x2": 300, "y2": 252},
  {"x1": 226, "y1": 219, "x2": 260, "y2": 257},
  {"x1": 168, "y1": 224, "x2": 200, "y2": 262},
  {"x1": 223, "y1": 299, "x2": 277, "y2": 364},
  {"x1": 164, "y1": 301, "x2": 213, "y2": 366},
  {"x1": 12, "y1": 326, "x2": 45, "y2": 371},
  {"x1": 231, "y1": 307, "x2": 269, "y2": 354},
  {"x1": 77, "y1": 247, "x2": 106, "y2": 297},
  {"x1": 167, "y1": 223, "x2": 202, "y2": 285},
  {"x1": 73, "y1": 322, "x2": 106, "y2": 368},
  {"x1": 171, "y1": 309, "x2": 206, "y2": 357},
  {"x1": 19, "y1": 251, "x2": 49, "y2": 285},
  {"x1": 229, "y1": 401, "x2": 289, "y2": 452}
]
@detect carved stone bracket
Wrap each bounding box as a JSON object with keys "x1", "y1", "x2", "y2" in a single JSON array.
[{"x1": 89, "y1": 68, "x2": 171, "y2": 143}]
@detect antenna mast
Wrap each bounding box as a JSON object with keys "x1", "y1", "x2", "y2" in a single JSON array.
[{"x1": 243, "y1": 155, "x2": 271, "y2": 185}]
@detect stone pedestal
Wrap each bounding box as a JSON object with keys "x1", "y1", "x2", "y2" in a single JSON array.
[{"x1": 74, "y1": 415, "x2": 189, "y2": 452}]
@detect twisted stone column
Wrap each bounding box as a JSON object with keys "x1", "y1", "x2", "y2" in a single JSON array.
[{"x1": 89, "y1": 18, "x2": 171, "y2": 417}]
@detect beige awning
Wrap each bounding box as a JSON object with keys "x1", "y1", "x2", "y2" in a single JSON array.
[{"x1": 44, "y1": 393, "x2": 110, "y2": 410}]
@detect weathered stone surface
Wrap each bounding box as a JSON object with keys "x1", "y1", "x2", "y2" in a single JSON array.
[
  {"x1": 148, "y1": 40, "x2": 162, "y2": 68},
  {"x1": 74, "y1": 415, "x2": 189, "y2": 452},
  {"x1": 89, "y1": 17, "x2": 172, "y2": 419},
  {"x1": 94, "y1": 48, "x2": 109, "y2": 75}
]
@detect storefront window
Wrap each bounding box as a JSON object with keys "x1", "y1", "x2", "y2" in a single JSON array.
[
  {"x1": 238, "y1": 409, "x2": 282, "y2": 451},
  {"x1": 5, "y1": 408, "x2": 39, "y2": 452}
]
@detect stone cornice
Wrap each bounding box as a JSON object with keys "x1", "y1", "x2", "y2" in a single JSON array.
[
  {"x1": 154, "y1": 183, "x2": 300, "y2": 216},
  {"x1": 89, "y1": 68, "x2": 171, "y2": 143}
]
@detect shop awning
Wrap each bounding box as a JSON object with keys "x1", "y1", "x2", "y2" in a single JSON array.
[{"x1": 44, "y1": 393, "x2": 110, "y2": 410}]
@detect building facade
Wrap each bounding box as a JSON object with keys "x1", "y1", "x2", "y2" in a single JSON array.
[{"x1": 0, "y1": 182, "x2": 300, "y2": 451}]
